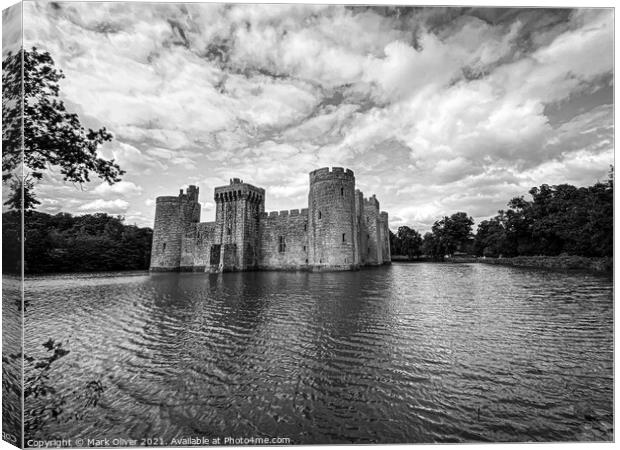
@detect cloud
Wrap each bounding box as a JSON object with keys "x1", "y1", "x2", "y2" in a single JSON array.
[
  {"x1": 97, "y1": 142, "x2": 166, "y2": 173},
  {"x1": 2, "y1": 3, "x2": 22, "y2": 57},
  {"x1": 78, "y1": 199, "x2": 130, "y2": 214},
  {"x1": 92, "y1": 181, "x2": 143, "y2": 196},
  {"x1": 20, "y1": 3, "x2": 613, "y2": 232},
  {"x1": 144, "y1": 147, "x2": 198, "y2": 169}
]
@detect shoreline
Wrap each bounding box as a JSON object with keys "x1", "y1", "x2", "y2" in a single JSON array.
[
  {"x1": 4, "y1": 255, "x2": 613, "y2": 277},
  {"x1": 391, "y1": 255, "x2": 613, "y2": 275},
  {"x1": 478, "y1": 255, "x2": 613, "y2": 275}
]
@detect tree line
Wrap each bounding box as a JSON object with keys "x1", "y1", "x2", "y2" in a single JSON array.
[
  {"x1": 390, "y1": 212, "x2": 474, "y2": 260},
  {"x1": 2, "y1": 212, "x2": 153, "y2": 274},
  {"x1": 390, "y1": 169, "x2": 613, "y2": 260},
  {"x1": 2, "y1": 46, "x2": 148, "y2": 275}
]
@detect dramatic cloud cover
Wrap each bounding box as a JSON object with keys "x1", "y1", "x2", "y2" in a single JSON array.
[{"x1": 20, "y1": 1, "x2": 613, "y2": 231}]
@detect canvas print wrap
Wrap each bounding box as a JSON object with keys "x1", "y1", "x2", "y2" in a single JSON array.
[
  {"x1": 2, "y1": 1, "x2": 24, "y2": 448},
  {"x1": 1, "y1": 1, "x2": 614, "y2": 448}
]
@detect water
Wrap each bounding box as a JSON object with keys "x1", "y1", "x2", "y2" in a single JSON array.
[{"x1": 13, "y1": 263, "x2": 613, "y2": 444}]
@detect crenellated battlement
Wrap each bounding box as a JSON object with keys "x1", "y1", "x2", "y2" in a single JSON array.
[
  {"x1": 309, "y1": 166, "x2": 355, "y2": 182},
  {"x1": 260, "y1": 208, "x2": 309, "y2": 219},
  {"x1": 156, "y1": 196, "x2": 179, "y2": 203},
  {"x1": 214, "y1": 182, "x2": 265, "y2": 203},
  {"x1": 380, "y1": 211, "x2": 389, "y2": 225},
  {"x1": 186, "y1": 185, "x2": 199, "y2": 202},
  {"x1": 157, "y1": 185, "x2": 199, "y2": 204},
  {"x1": 363, "y1": 194, "x2": 380, "y2": 207}
]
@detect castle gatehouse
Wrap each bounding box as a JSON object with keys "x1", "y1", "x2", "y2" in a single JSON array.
[{"x1": 149, "y1": 167, "x2": 391, "y2": 272}]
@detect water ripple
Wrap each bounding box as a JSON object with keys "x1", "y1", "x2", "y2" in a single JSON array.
[{"x1": 18, "y1": 263, "x2": 613, "y2": 444}]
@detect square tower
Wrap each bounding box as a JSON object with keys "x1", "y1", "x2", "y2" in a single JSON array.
[{"x1": 213, "y1": 178, "x2": 265, "y2": 271}]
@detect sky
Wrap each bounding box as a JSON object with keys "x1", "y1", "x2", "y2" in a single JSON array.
[{"x1": 5, "y1": 1, "x2": 615, "y2": 231}]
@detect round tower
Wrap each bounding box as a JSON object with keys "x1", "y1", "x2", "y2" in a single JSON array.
[
  {"x1": 150, "y1": 186, "x2": 200, "y2": 271},
  {"x1": 307, "y1": 167, "x2": 358, "y2": 270}
]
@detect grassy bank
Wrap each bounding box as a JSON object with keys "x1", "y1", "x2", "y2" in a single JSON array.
[{"x1": 479, "y1": 255, "x2": 613, "y2": 275}]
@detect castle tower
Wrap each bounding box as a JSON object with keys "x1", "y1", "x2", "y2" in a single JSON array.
[
  {"x1": 380, "y1": 211, "x2": 391, "y2": 264},
  {"x1": 213, "y1": 178, "x2": 265, "y2": 271},
  {"x1": 150, "y1": 186, "x2": 200, "y2": 271},
  {"x1": 355, "y1": 189, "x2": 367, "y2": 266},
  {"x1": 307, "y1": 167, "x2": 358, "y2": 270},
  {"x1": 363, "y1": 195, "x2": 383, "y2": 265}
]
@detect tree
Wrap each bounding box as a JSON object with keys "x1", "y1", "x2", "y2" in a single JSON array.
[
  {"x1": 474, "y1": 167, "x2": 613, "y2": 258},
  {"x1": 474, "y1": 216, "x2": 507, "y2": 257},
  {"x1": 3, "y1": 176, "x2": 41, "y2": 211},
  {"x1": 389, "y1": 229, "x2": 398, "y2": 256},
  {"x1": 585, "y1": 169, "x2": 613, "y2": 257},
  {"x1": 2, "y1": 211, "x2": 153, "y2": 274},
  {"x1": 2, "y1": 47, "x2": 124, "y2": 208},
  {"x1": 397, "y1": 226, "x2": 423, "y2": 259},
  {"x1": 421, "y1": 232, "x2": 439, "y2": 259},
  {"x1": 430, "y1": 212, "x2": 474, "y2": 257}
]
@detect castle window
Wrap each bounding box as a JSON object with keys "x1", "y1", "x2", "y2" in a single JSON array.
[
  {"x1": 278, "y1": 236, "x2": 286, "y2": 253},
  {"x1": 227, "y1": 227, "x2": 232, "y2": 235},
  {"x1": 162, "y1": 242, "x2": 166, "y2": 251},
  {"x1": 342, "y1": 233, "x2": 346, "y2": 243},
  {"x1": 341, "y1": 187, "x2": 344, "y2": 196},
  {"x1": 303, "y1": 245, "x2": 306, "y2": 252},
  {"x1": 318, "y1": 211, "x2": 322, "y2": 219},
  {"x1": 367, "y1": 216, "x2": 369, "y2": 223},
  {"x1": 304, "y1": 223, "x2": 307, "y2": 231},
  {"x1": 305, "y1": 259, "x2": 308, "y2": 264}
]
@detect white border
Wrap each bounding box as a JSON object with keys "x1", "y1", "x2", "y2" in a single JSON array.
[{"x1": 0, "y1": 2, "x2": 616, "y2": 450}]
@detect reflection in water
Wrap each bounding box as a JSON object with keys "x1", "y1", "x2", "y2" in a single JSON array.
[{"x1": 21, "y1": 264, "x2": 613, "y2": 444}]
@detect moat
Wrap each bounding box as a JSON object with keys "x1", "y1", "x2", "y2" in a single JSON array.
[{"x1": 15, "y1": 263, "x2": 613, "y2": 443}]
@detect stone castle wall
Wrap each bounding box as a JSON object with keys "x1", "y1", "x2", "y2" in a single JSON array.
[
  {"x1": 180, "y1": 221, "x2": 217, "y2": 271},
  {"x1": 258, "y1": 209, "x2": 309, "y2": 270},
  {"x1": 150, "y1": 168, "x2": 391, "y2": 272}
]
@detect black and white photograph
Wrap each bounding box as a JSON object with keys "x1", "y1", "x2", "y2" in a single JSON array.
[{"x1": 1, "y1": 0, "x2": 615, "y2": 448}]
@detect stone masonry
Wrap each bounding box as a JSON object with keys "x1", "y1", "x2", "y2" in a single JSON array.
[{"x1": 150, "y1": 168, "x2": 391, "y2": 272}]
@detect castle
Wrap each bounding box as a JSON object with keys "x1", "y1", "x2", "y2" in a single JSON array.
[{"x1": 149, "y1": 167, "x2": 391, "y2": 272}]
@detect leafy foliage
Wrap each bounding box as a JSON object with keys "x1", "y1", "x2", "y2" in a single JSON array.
[
  {"x1": 2, "y1": 211, "x2": 153, "y2": 274},
  {"x1": 24, "y1": 339, "x2": 107, "y2": 435},
  {"x1": 431, "y1": 212, "x2": 474, "y2": 257},
  {"x1": 2, "y1": 210, "x2": 22, "y2": 275},
  {"x1": 2, "y1": 47, "x2": 124, "y2": 206},
  {"x1": 3, "y1": 176, "x2": 41, "y2": 211},
  {"x1": 391, "y1": 213, "x2": 474, "y2": 260},
  {"x1": 418, "y1": 212, "x2": 475, "y2": 259},
  {"x1": 390, "y1": 226, "x2": 423, "y2": 259},
  {"x1": 473, "y1": 168, "x2": 613, "y2": 258},
  {"x1": 391, "y1": 170, "x2": 612, "y2": 261}
]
